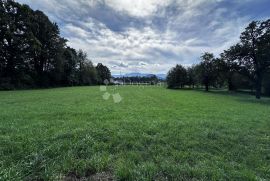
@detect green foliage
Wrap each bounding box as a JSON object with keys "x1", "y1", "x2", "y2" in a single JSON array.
[
  {"x1": 0, "y1": 1, "x2": 110, "y2": 89},
  {"x1": 220, "y1": 45, "x2": 244, "y2": 91},
  {"x1": 186, "y1": 66, "x2": 197, "y2": 88},
  {"x1": 167, "y1": 64, "x2": 187, "y2": 88},
  {"x1": 0, "y1": 86, "x2": 269, "y2": 180},
  {"x1": 228, "y1": 20, "x2": 270, "y2": 99},
  {"x1": 166, "y1": 19, "x2": 270, "y2": 98},
  {"x1": 237, "y1": 20, "x2": 270, "y2": 98},
  {"x1": 199, "y1": 52, "x2": 217, "y2": 91},
  {"x1": 114, "y1": 75, "x2": 159, "y2": 85},
  {"x1": 96, "y1": 63, "x2": 112, "y2": 84}
]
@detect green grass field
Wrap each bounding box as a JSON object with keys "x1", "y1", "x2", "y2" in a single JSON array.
[{"x1": 0, "y1": 86, "x2": 269, "y2": 180}]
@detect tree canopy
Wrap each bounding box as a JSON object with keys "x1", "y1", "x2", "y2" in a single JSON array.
[
  {"x1": 166, "y1": 19, "x2": 270, "y2": 99},
  {"x1": 167, "y1": 64, "x2": 187, "y2": 89},
  {"x1": 0, "y1": 0, "x2": 111, "y2": 89}
]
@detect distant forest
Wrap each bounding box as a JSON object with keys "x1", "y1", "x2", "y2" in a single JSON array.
[
  {"x1": 114, "y1": 75, "x2": 160, "y2": 85},
  {"x1": 167, "y1": 19, "x2": 270, "y2": 99},
  {"x1": 0, "y1": 0, "x2": 111, "y2": 90}
]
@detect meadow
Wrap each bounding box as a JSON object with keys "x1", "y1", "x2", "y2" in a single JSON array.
[{"x1": 0, "y1": 86, "x2": 269, "y2": 180}]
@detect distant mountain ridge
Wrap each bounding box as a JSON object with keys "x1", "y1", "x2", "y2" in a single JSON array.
[{"x1": 112, "y1": 73, "x2": 166, "y2": 80}]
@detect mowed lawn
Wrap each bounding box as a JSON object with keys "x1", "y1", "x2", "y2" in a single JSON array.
[{"x1": 0, "y1": 86, "x2": 269, "y2": 180}]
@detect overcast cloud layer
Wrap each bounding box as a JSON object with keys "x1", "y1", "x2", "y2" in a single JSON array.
[{"x1": 17, "y1": 0, "x2": 270, "y2": 74}]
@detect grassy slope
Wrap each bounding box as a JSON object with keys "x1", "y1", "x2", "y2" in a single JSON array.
[{"x1": 0, "y1": 86, "x2": 269, "y2": 180}]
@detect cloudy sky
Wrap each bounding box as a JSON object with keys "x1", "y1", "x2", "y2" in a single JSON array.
[{"x1": 17, "y1": 0, "x2": 270, "y2": 74}]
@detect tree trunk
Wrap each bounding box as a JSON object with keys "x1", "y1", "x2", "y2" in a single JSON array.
[
  {"x1": 205, "y1": 83, "x2": 209, "y2": 91},
  {"x1": 228, "y1": 77, "x2": 234, "y2": 91},
  {"x1": 255, "y1": 74, "x2": 262, "y2": 99},
  {"x1": 205, "y1": 76, "x2": 209, "y2": 91}
]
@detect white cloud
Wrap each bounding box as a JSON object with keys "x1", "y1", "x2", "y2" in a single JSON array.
[
  {"x1": 64, "y1": 19, "x2": 207, "y2": 73},
  {"x1": 105, "y1": 0, "x2": 172, "y2": 17},
  {"x1": 17, "y1": 0, "x2": 270, "y2": 74}
]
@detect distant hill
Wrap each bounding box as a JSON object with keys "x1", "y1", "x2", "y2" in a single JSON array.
[
  {"x1": 112, "y1": 73, "x2": 166, "y2": 80},
  {"x1": 156, "y1": 74, "x2": 167, "y2": 80}
]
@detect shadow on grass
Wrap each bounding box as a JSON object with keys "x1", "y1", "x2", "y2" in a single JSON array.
[
  {"x1": 203, "y1": 89, "x2": 270, "y2": 106},
  {"x1": 167, "y1": 87, "x2": 197, "y2": 91},
  {"x1": 168, "y1": 87, "x2": 270, "y2": 106},
  {"x1": 236, "y1": 97, "x2": 270, "y2": 106}
]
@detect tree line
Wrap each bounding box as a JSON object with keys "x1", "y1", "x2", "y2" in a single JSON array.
[
  {"x1": 114, "y1": 75, "x2": 160, "y2": 85},
  {"x1": 167, "y1": 19, "x2": 270, "y2": 99},
  {"x1": 0, "y1": 0, "x2": 111, "y2": 90}
]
